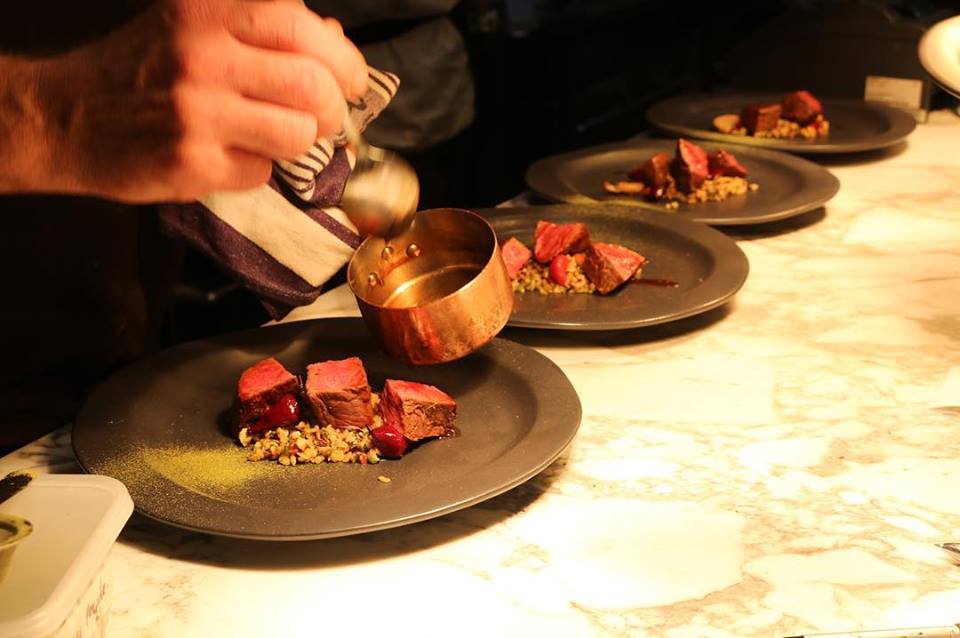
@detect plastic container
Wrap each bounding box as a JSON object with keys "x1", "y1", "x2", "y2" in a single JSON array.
[
  {"x1": 0, "y1": 474, "x2": 133, "y2": 638},
  {"x1": 0, "y1": 513, "x2": 33, "y2": 583}
]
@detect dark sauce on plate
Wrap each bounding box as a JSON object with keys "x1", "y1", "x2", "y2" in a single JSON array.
[{"x1": 631, "y1": 278, "x2": 680, "y2": 288}]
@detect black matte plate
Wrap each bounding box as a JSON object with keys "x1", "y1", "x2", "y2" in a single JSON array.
[
  {"x1": 72, "y1": 318, "x2": 581, "y2": 541},
  {"x1": 646, "y1": 93, "x2": 915, "y2": 154},
  {"x1": 479, "y1": 205, "x2": 749, "y2": 330},
  {"x1": 525, "y1": 139, "x2": 839, "y2": 225}
]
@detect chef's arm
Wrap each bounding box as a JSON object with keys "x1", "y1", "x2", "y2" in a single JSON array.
[
  {"x1": 0, "y1": 55, "x2": 55, "y2": 195},
  {"x1": 0, "y1": 0, "x2": 367, "y2": 203}
]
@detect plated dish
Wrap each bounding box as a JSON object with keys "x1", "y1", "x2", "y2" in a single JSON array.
[
  {"x1": 481, "y1": 204, "x2": 749, "y2": 330},
  {"x1": 712, "y1": 90, "x2": 829, "y2": 140},
  {"x1": 73, "y1": 318, "x2": 581, "y2": 540},
  {"x1": 603, "y1": 138, "x2": 758, "y2": 210},
  {"x1": 526, "y1": 139, "x2": 839, "y2": 225},
  {"x1": 646, "y1": 93, "x2": 916, "y2": 154},
  {"x1": 504, "y1": 221, "x2": 649, "y2": 297},
  {"x1": 235, "y1": 356, "x2": 455, "y2": 466}
]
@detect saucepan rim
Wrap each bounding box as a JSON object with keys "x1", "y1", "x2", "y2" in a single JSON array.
[{"x1": 347, "y1": 207, "x2": 502, "y2": 311}]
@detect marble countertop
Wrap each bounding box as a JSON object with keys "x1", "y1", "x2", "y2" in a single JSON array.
[{"x1": 4, "y1": 111, "x2": 960, "y2": 638}]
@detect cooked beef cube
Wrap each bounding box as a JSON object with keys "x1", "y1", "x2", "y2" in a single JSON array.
[
  {"x1": 380, "y1": 380, "x2": 457, "y2": 441},
  {"x1": 582, "y1": 242, "x2": 646, "y2": 294},
  {"x1": 708, "y1": 149, "x2": 748, "y2": 178},
  {"x1": 781, "y1": 90, "x2": 822, "y2": 125},
  {"x1": 739, "y1": 103, "x2": 782, "y2": 134},
  {"x1": 671, "y1": 139, "x2": 709, "y2": 193},
  {"x1": 533, "y1": 221, "x2": 591, "y2": 263},
  {"x1": 305, "y1": 357, "x2": 373, "y2": 430},
  {"x1": 501, "y1": 237, "x2": 532, "y2": 280},
  {"x1": 629, "y1": 152, "x2": 672, "y2": 191},
  {"x1": 237, "y1": 357, "x2": 300, "y2": 428}
]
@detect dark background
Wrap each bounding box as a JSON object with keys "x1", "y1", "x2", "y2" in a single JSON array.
[{"x1": 169, "y1": 0, "x2": 959, "y2": 343}]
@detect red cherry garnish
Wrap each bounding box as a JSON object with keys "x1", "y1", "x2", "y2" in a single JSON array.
[
  {"x1": 370, "y1": 425, "x2": 408, "y2": 458},
  {"x1": 248, "y1": 393, "x2": 301, "y2": 434}
]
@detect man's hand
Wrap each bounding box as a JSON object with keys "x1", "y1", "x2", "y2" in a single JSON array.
[{"x1": 0, "y1": 0, "x2": 367, "y2": 202}]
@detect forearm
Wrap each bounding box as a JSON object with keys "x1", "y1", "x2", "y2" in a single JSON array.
[{"x1": 0, "y1": 54, "x2": 61, "y2": 194}]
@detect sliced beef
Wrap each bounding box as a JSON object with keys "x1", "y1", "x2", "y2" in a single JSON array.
[
  {"x1": 629, "y1": 152, "x2": 672, "y2": 194},
  {"x1": 708, "y1": 149, "x2": 748, "y2": 178},
  {"x1": 237, "y1": 357, "x2": 300, "y2": 428},
  {"x1": 671, "y1": 139, "x2": 709, "y2": 193},
  {"x1": 533, "y1": 221, "x2": 591, "y2": 263},
  {"x1": 501, "y1": 237, "x2": 532, "y2": 280},
  {"x1": 781, "y1": 90, "x2": 822, "y2": 125},
  {"x1": 739, "y1": 103, "x2": 782, "y2": 134},
  {"x1": 582, "y1": 242, "x2": 646, "y2": 294},
  {"x1": 380, "y1": 380, "x2": 457, "y2": 441},
  {"x1": 305, "y1": 357, "x2": 373, "y2": 430}
]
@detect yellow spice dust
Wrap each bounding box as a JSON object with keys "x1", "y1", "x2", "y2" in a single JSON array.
[{"x1": 100, "y1": 444, "x2": 276, "y2": 502}]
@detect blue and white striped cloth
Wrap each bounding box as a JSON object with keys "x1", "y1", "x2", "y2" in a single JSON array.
[{"x1": 159, "y1": 67, "x2": 400, "y2": 319}]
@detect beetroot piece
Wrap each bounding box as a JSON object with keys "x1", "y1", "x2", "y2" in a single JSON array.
[
  {"x1": 533, "y1": 221, "x2": 591, "y2": 263},
  {"x1": 582, "y1": 242, "x2": 647, "y2": 294},
  {"x1": 549, "y1": 254, "x2": 571, "y2": 286},
  {"x1": 501, "y1": 237, "x2": 532, "y2": 280},
  {"x1": 781, "y1": 90, "x2": 822, "y2": 125},
  {"x1": 708, "y1": 149, "x2": 748, "y2": 178},
  {"x1": 739, "y1": 103, "x2": 782, "y2": 134},
  {"x1": 248, "y1": 393, "x2": 301, "y2": 435},
  {"x1": 305, "y1": 357, "x2": 374, "y2": 430},
  {"x1": 629, "y1": 152, "x2": 672, "y2": 192},
  {"x1": 370, "y1": 425, "x2": 408, "y2": 458},
  {"x1": 380, "y1": 380, "x2": 457, "y2": 441},
  {"x1": 671, "y1": 139, "x2": 709, "y2": 193},
  {"x1": 237, "y1": 357, "x2": 300, "y2": 429}
]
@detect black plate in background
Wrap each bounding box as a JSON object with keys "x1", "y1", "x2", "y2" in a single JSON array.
[
  {"x1": 646, "y1": 93, "x2": 916, "y2": 154},
  {"x1": 525, "y1": 139, "x2": 839, "y2": 225},
  {"x1": 479, "y1": 205, "x2": 749, "y2": 330},
  {"x1": 73, "y1": 319, "x2": 581, "y2": 540}
]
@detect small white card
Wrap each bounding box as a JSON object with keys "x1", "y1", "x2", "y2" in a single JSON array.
[
  {"x1": 864, "y1": 75, "x2": 926, "y2": 120},
  {"x1": 930, "y1": 367, "x2": 960, "y2": 409}
]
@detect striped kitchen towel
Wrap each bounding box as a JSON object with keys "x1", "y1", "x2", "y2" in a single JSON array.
[{"x1": 159, "y1": 67, "x2": 400, "y2": 320}]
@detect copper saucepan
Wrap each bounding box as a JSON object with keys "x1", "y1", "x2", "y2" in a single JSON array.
[{"x1": 347, "y1": 208, "x2": 514, "y2": 365}]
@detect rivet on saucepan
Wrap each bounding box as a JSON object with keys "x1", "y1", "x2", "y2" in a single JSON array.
[
  {"x1": 380, "y1": 246, "x2": 394, "y2": 260},
  {"x1": 367, "y1": 273, "x2": 382, "y2": 287},
  {"x1": 406, "y1": 243, "x2": 421, "y2": 258}
]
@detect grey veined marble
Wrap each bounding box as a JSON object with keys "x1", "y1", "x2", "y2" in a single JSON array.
[{"x1": 3, "y1": 111, "x2": 960, "y2": 638}]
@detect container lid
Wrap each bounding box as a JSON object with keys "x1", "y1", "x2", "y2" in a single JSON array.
[{"x1": 0, "y1": 474, "x2": 133, "y2": 638}]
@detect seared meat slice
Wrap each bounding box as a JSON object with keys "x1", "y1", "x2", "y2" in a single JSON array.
[
  {"x1": 380, "y1": 380, "x2": 457, "y2": 441},
  {"x1": 237, "y1": 357, "x2": 300, "y2": 429},
  {"x1": 501, "y1": 237, "x2": 532, "y2": 280},
  {"x1": 671, "y1": 139, "x2": 709, "y2": 192},
  {"x1": 629, "y1": 152, "x2": 672, "y2": 192},
  {"x1": 739, "y1": 103, "x2": 782, "y2": 134},
  {"x1": 708, "y1": 149, "x2": 748, "y2": 178},
  {"x1": 533, "y1": 221, "x2": 591, "y2": 263},
  {"x1": 781, "y1": 90, "x2": 822, "y2": 125},
  {"x1": 305, "y1": 357, "x2": 373, "y2": 430},
  {"x1": 582, "y1": 242, "x2": 646, "y2": 294}
]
